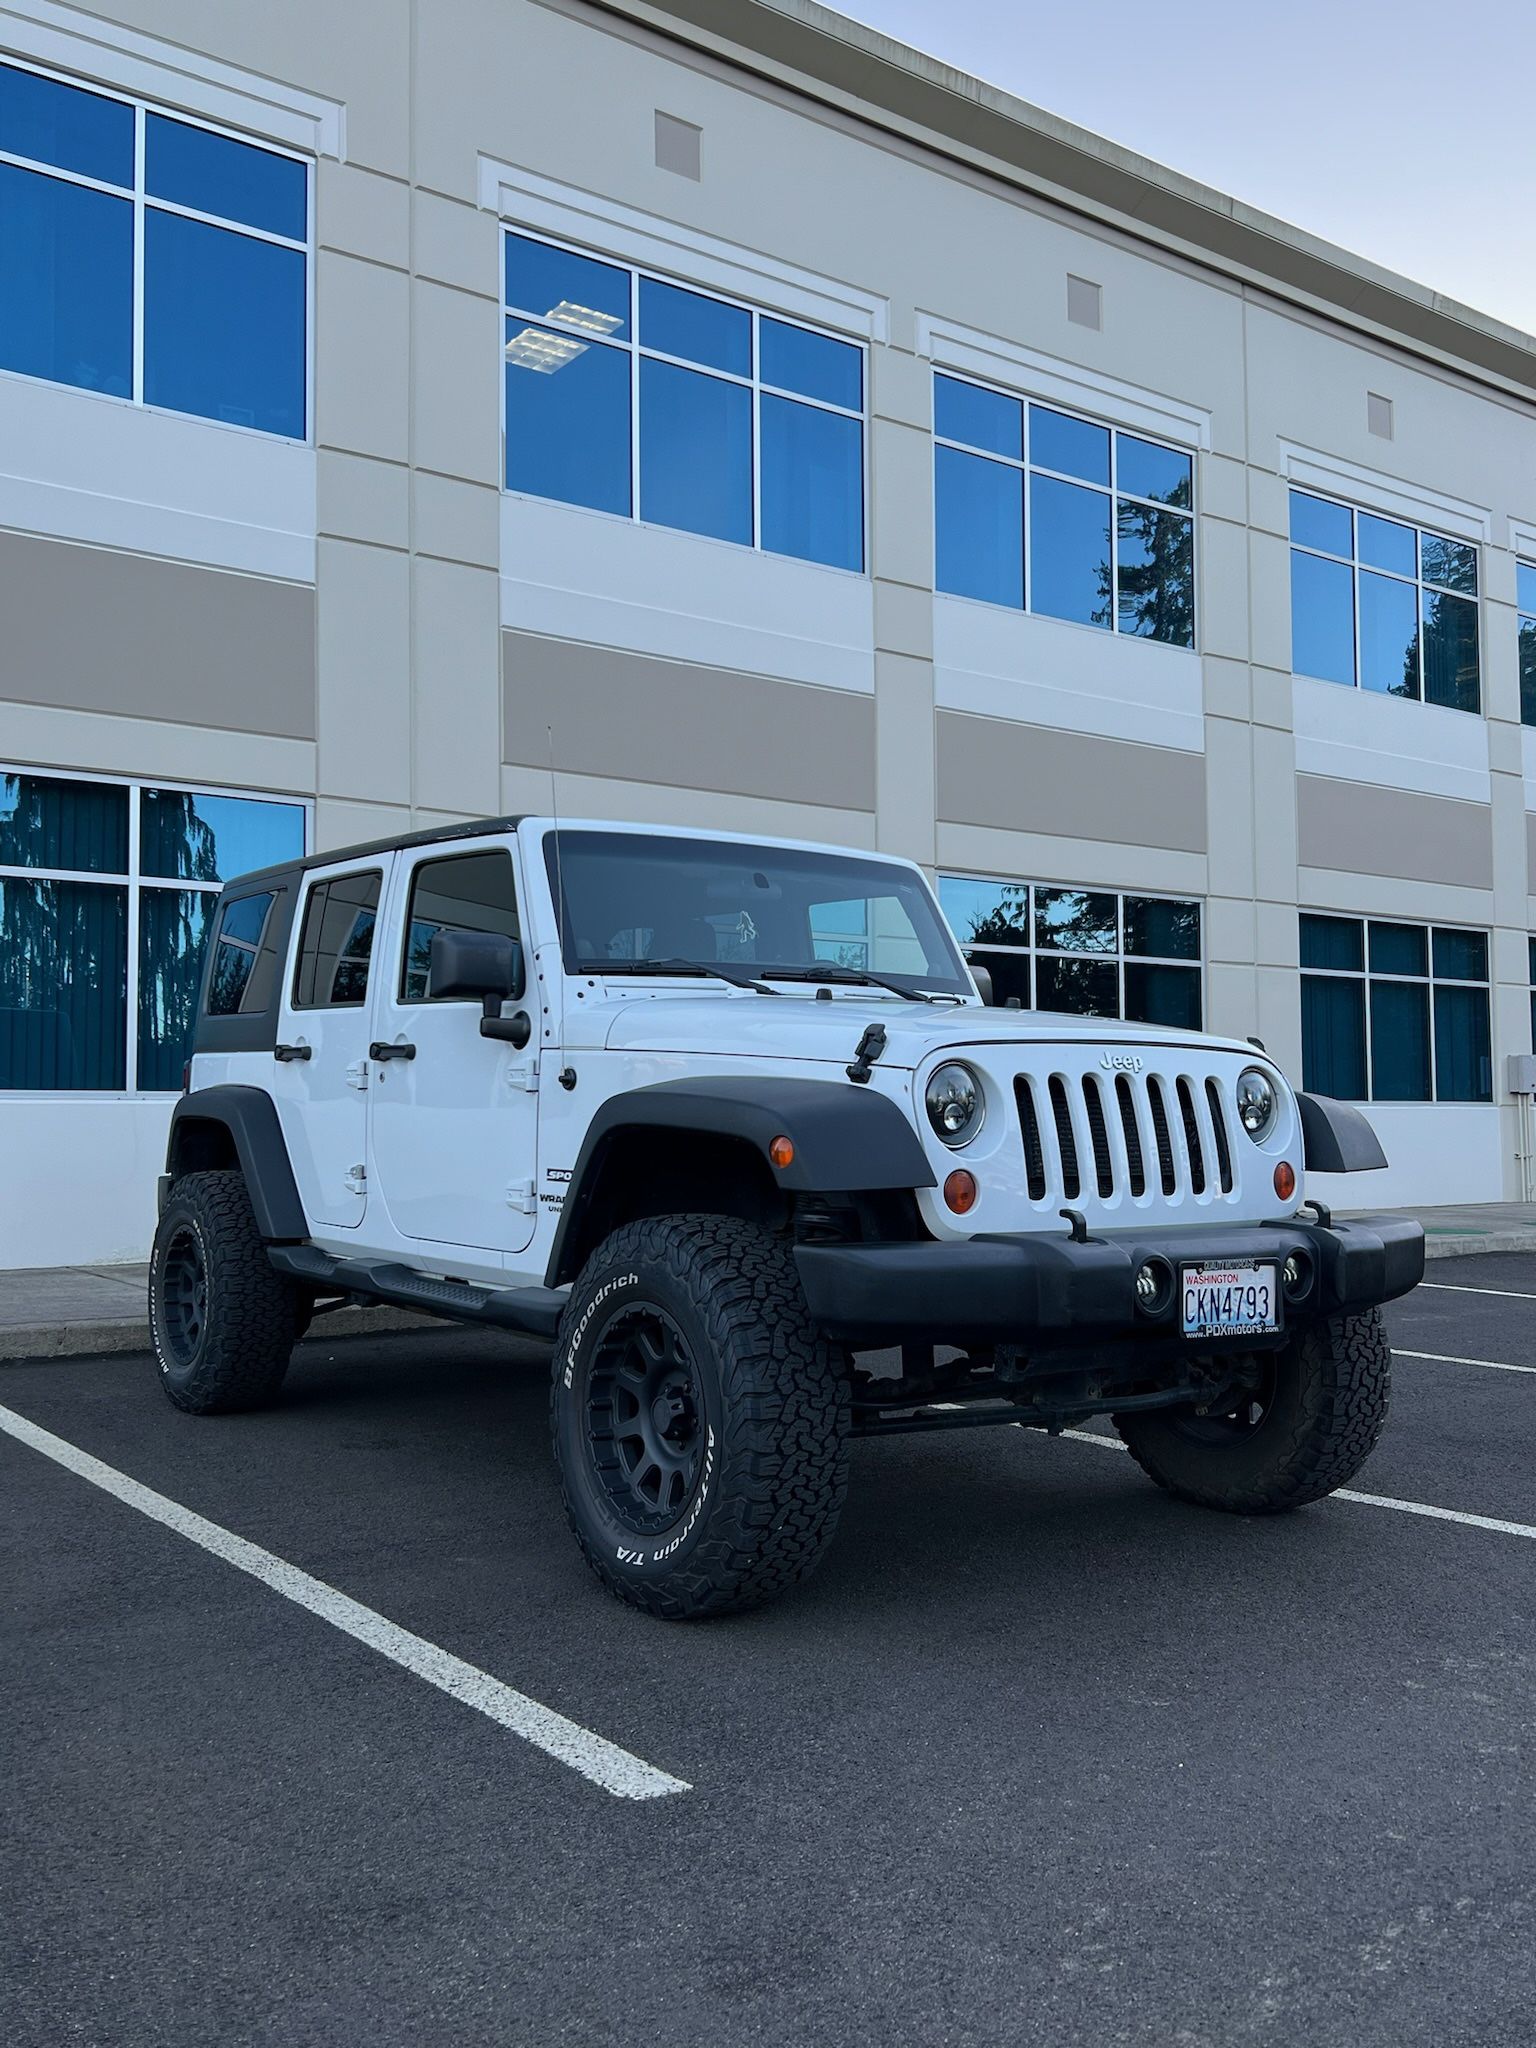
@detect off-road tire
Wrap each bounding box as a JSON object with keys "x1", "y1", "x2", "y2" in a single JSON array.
[
  {"x1": 552, "y1": 1215, "x2": 850, "y2": 1620},
  {"x1": 148, "y1": 1170, "x2": 301, "y2": 1414},
  {"x1": 1113, "y1": 1308, "x2": 1390, "y2": 1513}
]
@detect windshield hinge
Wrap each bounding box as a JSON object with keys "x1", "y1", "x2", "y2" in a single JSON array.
[{"x1": 847, "y1": 1022, "x2": 887, "y2": 1084}]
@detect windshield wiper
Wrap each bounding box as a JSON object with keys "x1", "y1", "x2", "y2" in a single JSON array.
[
  {"x1": 613, "y1": 957, "x2": 781, "y2": 995},
  {"x1": 762, "y1": 964, "x2": 952, "y2": 1005}
]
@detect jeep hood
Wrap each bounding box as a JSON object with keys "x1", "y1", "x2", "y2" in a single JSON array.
[{"x1": 591, "y1": 990, "x2": 1257, "y2": 1068}]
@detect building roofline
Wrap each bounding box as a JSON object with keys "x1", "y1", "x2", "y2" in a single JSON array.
[{"x1": 591, "y1": 0, "x2": 1536, "y2": 403}]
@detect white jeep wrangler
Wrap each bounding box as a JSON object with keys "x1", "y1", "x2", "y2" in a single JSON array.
[{"x1": 150, "y1": 816, "x2": 1422, "y2": 1619}]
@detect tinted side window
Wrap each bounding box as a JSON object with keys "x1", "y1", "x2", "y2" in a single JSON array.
[
  {"x1": 292, "y1": 870, "x2": 381, "y2": 1008},
  {"x1": 206, "y1": 890, "x2": 278, "y2": 1015},
  {"x1": 401, "y1": 850, "x2": 519, "y2": 1002}
]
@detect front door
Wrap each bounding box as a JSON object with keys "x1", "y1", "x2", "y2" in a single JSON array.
[
  {"x1": 268, "y1": 860, "x2": 386, "y2": 1230},
  {"x1": 367, "y1": 841, "x2": 538, "y2": 1255}
]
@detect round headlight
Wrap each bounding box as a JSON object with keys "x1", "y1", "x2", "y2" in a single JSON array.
[
  {"x1": 926, "y1": 1062, "x2": 984, "y2": 1148},
  {"x1": 1236, "y1": 1067, "x2": 1277, "y2": 1142}
]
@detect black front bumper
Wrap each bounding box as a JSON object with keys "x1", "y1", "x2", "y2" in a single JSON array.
[{"x1": 794, "y1": 1213, "x2": 1424, "y2": 1347}]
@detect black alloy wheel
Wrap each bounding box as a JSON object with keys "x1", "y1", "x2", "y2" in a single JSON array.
[
  {"x1": 586, "y1": 1303, "x2": 706, "y2": 1533},
  {"x1": 158, "y1": 1222, "x2": 210, "y2": 1367}
]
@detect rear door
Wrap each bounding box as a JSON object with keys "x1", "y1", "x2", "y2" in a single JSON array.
[
  {"x1": 366, "y1": 842, "x2": 538, "y2": 1255},
  {"x1": 268, "y1": 859, "x2": 387, "y2": 1230}
]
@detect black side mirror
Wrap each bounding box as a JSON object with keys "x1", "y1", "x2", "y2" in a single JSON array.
[
  {"x1": 428, "y1": 928, "x2": 525, "y2": 1005},
  {"x1": 968, "y1": 961, "x2": 995, "y2": 1006}
]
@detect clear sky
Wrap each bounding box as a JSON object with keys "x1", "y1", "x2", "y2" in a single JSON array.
[{"x1": 840, "y1": 0, "x2": 1536, "y2": 337}]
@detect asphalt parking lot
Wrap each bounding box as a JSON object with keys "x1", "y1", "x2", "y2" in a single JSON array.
[{"x1": 4, "y1": 1254, "x2": 1534, "y2": 2048}]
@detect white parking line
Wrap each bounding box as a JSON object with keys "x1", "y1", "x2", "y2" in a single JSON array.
[
  {"x1": 0, "y1": 1402, "x2": 689, "y2": 1802},
  {"x1": 1397, "y1": 1348, "x2": 1536, "y2": 1376},
  {"x1": 1419, "y1": 1282, "x2": 1536, "y2": 1301},
  {"x1": 1059, "y1": 1427, "x2": 1536, "y2": 1540}
]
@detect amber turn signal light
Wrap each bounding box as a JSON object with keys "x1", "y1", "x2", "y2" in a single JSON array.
[
  {"x1": 943, "y1": 1169, "x2": 978, "y2": 1214},
  {"x1": 1273, "y1": 1161, "x2": 1296, "y2": 1203},
  {"x1": 768, "y1": 1135, "x2": 795, "y2": 1169}
]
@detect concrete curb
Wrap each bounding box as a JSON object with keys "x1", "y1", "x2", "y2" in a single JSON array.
[
  {"x1": 1423, "y1": 1232, "x2": 1536, "y2": 1260},
  {"x1": 0, "y1": 1303, "x2": 443, "y2": 1365}
]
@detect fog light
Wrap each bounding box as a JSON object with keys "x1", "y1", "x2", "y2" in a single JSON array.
[
  {"x1": 1274, "y1": 1161, "x2": 1296, "y2": 1203},
  {"x1": 944, "y1": 1169, "x2": 978, "y2": 1214},
  {"x1": 1134, "y1": 1258, "x2": 1173, "y2": 1316},
  {"x1": 1283, "y1": 1250, "x2": 1313, "y2": 1300}
]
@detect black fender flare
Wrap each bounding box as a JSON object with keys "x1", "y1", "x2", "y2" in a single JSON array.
[
  {"x1": 546, "y1": 1076, "x2": 935, "y2": 1286},
  {"x1": 1297, "y1": 1092, "x2": 1389, "y2": 1174},
  {"x1": 165, "y1": 1086, "x2": 307, "y2": 1241}
]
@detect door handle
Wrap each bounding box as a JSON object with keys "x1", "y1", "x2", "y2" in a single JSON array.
[
  {"x1": 370, "y1": 1040, "x2": 417, "y2": 1062},
  {"x1": 274, "y1": 1043, "x2": 312, "y2": 1062}
]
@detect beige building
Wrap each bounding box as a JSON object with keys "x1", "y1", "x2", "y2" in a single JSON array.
[{"x1": 3, "y1": 0, "x2": 1536, "y2": 1267}]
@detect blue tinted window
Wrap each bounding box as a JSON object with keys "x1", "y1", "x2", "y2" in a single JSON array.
[
  {"x1": 1522, "y1": 619, "x2": 1536, "y2": 729},
  {"x1": 138, "y1": 888, "x2": 215, "y2": 1090},
  {"x1": 935, "y1": 445, "x2": 1022, "y2": 607},
  {"x1": 1291, "y1": 550, "x2": 1354, "y2": 685},
  {"x1": 760, "y1": 318, "x2": 860, "y2": 409},
  {"x1": 1030, "y1": 405, "x2": 1109, "y2": 485},
  {"x1": 140, "y1": 790, "x2": 305, "y2": 883},
  {"x1": 1124, "y1": 962, "x2": 1200, "y2": 1030},
  {"x1": 639, "y1": 277, "x2": 750, "y2": 376},
  {"x1": 0, "y1": 62, "x2": 132, "y2": 185},
  {"x1": 939, "y1": 876, "x2": 1030, "y2": 947},
  {"x1": 1422, "y1": 591, "x2": 1479, "y2": 712},
  {"x1": 505, "y1": 233, "x2": 629, "y2": 337},
  {"x1": 1420, "y1": 533, "x2": 1477, "y2": 594},
  {"x1": 1301, "y1": 974, "x2": 1366, "y2": 1098},
  {"x1": 639, "y1": 357, "x2": 751, "y2": 543},
  {"x1": 760, "y1": 394, "x2": 861, "y2": 571},
  {"x1": 1357, "y1": 512, "x2": 1415, "y2": 578},
  {"x1": 1118, "y1": 503, "x2": 1194, "y2": 645},
  {"x1": 1369, "y1": 981, "x2": 1430, "y2": 1100},
  {"x1": 145, "y1": 115, "x2": 306, "y2": 240},
  {"x1": 1290, "y1": 490, "x2": 1352, "y2": 556},
  {"x1": 1300, "y1": 914, "x2": 1364, "y2": 972},
  {"x1": 1117, "y1": 435, "x2": 1191, "y2": 509},
  {"x1": 1369, "y1": 922, "x2": 1427, "y2": 976},
  {"x1": 1434, "y1": 984, "x2": 1491, "y2": 1101},
  {"x1": 1432, "y1": 928, "x2": 1487, "y2": 981},
  {"x1": 0, "y1": 772, "x2": 128, "y2": 873},
  {"x1": 1359, "y1": 570, "x2": 1419, "y2": 696},
  {"x1": 506, "y1": 327, "x2": 630, "y2": 515},
  {"x1": 144, "y1": 211, "x2": 305, "y2": 435},
  {"x1": 0, "y1": 163, "x2": 131, "y2": 396},
  {"x1": 1029, "y1": 473, "x2": 1110, "y2": 628},
  {"x1": 934, "y1": 375, "x2": 1021, "y2": 460},
  {"x1": 0, "y1": 875, "x2": 127, "y2": 1089},
  {"x1": 1519, "y1": 563, "x2": 1536, "y2": 615}
]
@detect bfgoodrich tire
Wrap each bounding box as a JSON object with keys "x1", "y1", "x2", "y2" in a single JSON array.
[
  {"x1": 552, "y1": 1215, "x2": 850, "y2": 1620},
  {"x1": 148, "y1": 1170, "x2": 301, "y2": 1414},
  {"x1": 1113, "y1": 1308, "x2": 1391, "y2": 1514}
]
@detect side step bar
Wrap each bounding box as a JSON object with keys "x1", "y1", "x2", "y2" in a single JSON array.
[{"x1": 269, "y1": 1244, "x2": 567, "y2": 1340}]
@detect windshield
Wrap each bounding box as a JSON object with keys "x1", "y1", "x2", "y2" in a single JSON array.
[{"x1": 542, "y1": 831, "x2": 972, "y2": 996}]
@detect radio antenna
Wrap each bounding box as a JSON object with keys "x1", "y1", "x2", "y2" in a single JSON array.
[{"x1": 548, "y1": 723, "x2": 575, "y2": 1090}]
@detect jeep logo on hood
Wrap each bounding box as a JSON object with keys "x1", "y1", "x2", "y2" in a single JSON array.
[{"x1": 1100, "y1": 1052, "x2": 1143, "y2": 1074}]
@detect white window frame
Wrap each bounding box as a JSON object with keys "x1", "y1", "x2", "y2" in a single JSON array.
[
  {"x1": 500, "y1": 225, "x2": 870, "y2": 574},
  {"x1": 0, "y1": 53, "x2": 315, "y2": 442},
  {"x1": 932, "y1": 369, "x2": 1198, "y2": 643},
  {"x1": 0, "y1": 764, "x2": 311, "y2": 1098},
  {"x1": 940, "y1": 873, "x2": 1205, "y2": 1026},
  {"x1": 1288, "y1": 487, "x2": 1482, "y2": 710},
  {"x1": 1298, "y1": 912, "x2": 1491, "y2": 1104}
]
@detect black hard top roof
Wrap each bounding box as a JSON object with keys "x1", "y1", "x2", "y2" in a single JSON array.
[{"x1": 225, "y1": 814, "x2": 526, "y2": 891}]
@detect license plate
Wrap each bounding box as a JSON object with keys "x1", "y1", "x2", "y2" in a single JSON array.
[{"x1": 1180, "y1": 1260, "x2": 1278, "y2": 1340}]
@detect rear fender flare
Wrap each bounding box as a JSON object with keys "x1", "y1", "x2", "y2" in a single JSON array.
[{"x1": 165, "y1": 1086, "x2": 307, "y2": 1242}]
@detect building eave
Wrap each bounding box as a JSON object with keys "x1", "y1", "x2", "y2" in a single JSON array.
[{"x1": 589, "y1": 0, "x2": 1536, "y2": 403}]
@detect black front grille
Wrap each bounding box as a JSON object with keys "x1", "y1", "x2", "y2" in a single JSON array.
[
  {"x1": 1015, "y1": 1077, "x2": 1047, "y2": 1200},
  {"x1": 1205, "y1": 1077, "x2": 1235, "y2": 1193},
  {"x1": 1147, "y1": 1079, "x2": 1177, "y2": 1196},
  {"x1": 1082, "y1": 1076, "x2": 1114, "y2": 1198},
  {"x1": 1048, "y1": 1075, "x2": 1081, "y2": 1200},
  {"x1": 1176, "y1": 1078, "x2": 1207, "y2": 1195},
  {"x1": 1115, "y1": 1075, "x2": 1146, "y2": 1197}
]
